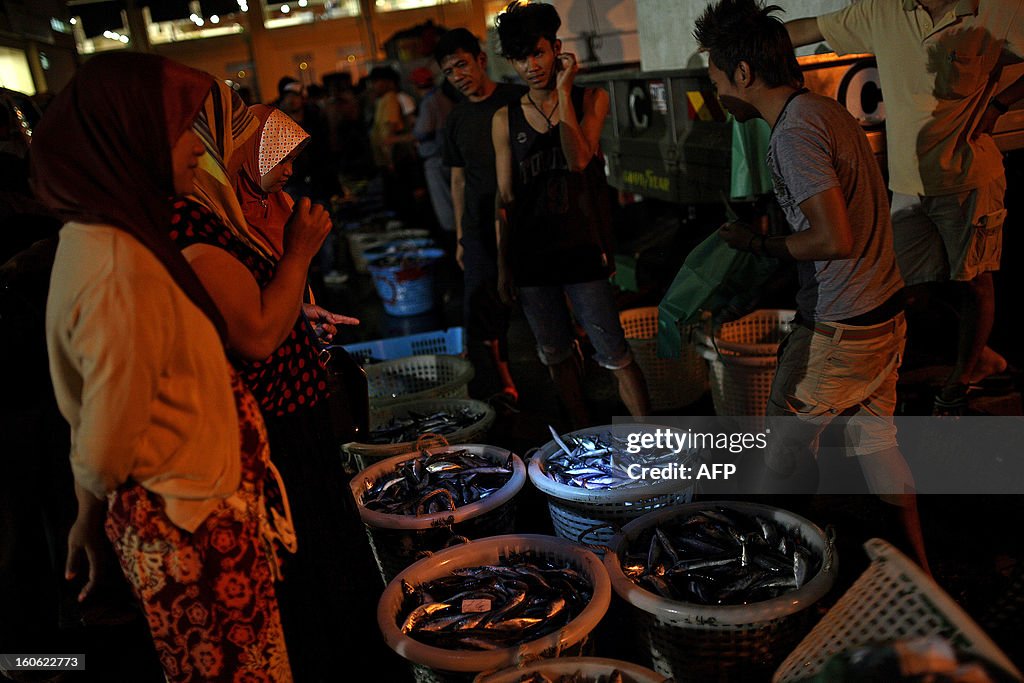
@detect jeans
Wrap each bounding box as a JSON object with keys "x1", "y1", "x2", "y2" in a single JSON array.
[{"x1": 518, "y1": 279, "x2": 633, "y2": 370}]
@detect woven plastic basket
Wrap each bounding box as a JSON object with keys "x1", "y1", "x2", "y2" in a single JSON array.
[
  {"x1": 378, "y1": 534, "x2": 611, "y2": 683},
  {"x1": 474, "y1": 657, "x2": 669, "y2": 683},
  {"x1": 351, "y1": 444, "x2": 525, "y2": 584},
  {"x1": 697, "y1": 308, "x2": 796, "y2": 356},
  {"x1": 528, "y1": 424, "x2": 694, "y2": 554},
  {"x1": 605, "y1": 501, "x2": 836, "y2": 683},
  {"x1": 620, "y1": 307, "x2": 708, "y2": 411},
  {"x1": 366, "y1": 354, "x2": 474, "y2": 409},
  {"x1": 694, "y1": 309, "x2": 795, "y2": 431},
  {"x1": 773, "y1": 537, "x2": 1022, "y2": 682},
  {"x1": 345, "y1": 398, "x2": 496, "y2": 471}
]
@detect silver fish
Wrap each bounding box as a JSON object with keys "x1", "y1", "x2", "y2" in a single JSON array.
[{"x1": 622, "y1": 506, "x2": 821, "y2": 606}]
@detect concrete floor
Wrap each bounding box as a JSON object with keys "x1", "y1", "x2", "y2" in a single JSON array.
[{"x1": 316, "y1": 224, "x2": 1024, "y2": 676}]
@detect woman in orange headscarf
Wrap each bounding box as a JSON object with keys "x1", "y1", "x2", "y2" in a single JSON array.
[
  {"x1": 169, "y1": 100, "x2": 388, "y2": 682},
  {"x1": 33, "y1": 54, "x2": 293, "y2": 682}
]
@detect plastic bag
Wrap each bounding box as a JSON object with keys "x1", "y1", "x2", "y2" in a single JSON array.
[
  {"x1": 730, "y1": 117, "x2": 774, "y2": 199},
  {"x1": 656, "y1": 231, "x2": 777, "y2": 358}
]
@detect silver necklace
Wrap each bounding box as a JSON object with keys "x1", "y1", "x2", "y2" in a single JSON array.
[{"x1": 527, "y1": 92, "x2": 559, "y2": 130}]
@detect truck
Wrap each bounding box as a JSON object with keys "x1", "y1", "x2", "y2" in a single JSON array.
[{"x1": 553, "y1": 0, "x2": 1024, "y2": 204}]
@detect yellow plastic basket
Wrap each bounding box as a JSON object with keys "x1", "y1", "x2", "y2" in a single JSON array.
[
  {"x1": 694, "y1": 309, "x2": 795, "y2": 431},
  {"x1": 620, "y1": 307, "x2": 708, "y2": 412}
]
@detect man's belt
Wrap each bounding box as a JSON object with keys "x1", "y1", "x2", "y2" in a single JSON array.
[{"x1": 812, "y1": 318, "x2": 897, "y2": 342}]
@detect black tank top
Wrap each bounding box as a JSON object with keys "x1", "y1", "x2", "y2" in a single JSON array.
[{"x1": 507, "y1": 86, "x2": 614, "y2": 286}]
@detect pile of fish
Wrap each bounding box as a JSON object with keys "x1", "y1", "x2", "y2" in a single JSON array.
[
  {"x1": 541, "y1": 427, "x2": 690, "y2": 490},
  {"x1": 621, "y1": 506, "x2": 821, "y2": 605},
  {"x1": 517, "y1": 671, "x2": 631, "y2": 683},
  {"x1": 367, "y1": 407, "x2": 485, "y2": 444},
  {"x1": 361, "y1": 448, "x2": 514, "y2": 515},
  {"x1": 398, "y1": 555, "x2": 592, "y2": 650}
]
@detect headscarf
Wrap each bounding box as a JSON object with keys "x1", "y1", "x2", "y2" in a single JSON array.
[
  {"x1": 29, "y1": 53, "x2": 227, "y2": 339},
  {"x1": 188, "y1": 80, "x2": 273, "y2": 260},
  {"x1": 234, "y1": 105, "x2": 310, "y2": 257}
]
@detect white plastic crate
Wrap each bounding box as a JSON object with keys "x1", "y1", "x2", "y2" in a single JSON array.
[
  {"x1": 773, "y1": 538, "x2": 1022, "y2": 682},
  {"x1": 344, "y1": 327, "x2": 464, "y2": 365}
]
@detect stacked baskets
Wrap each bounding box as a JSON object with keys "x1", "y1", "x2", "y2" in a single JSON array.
[
  {"x1": 774, "y1": 538, "x2": 1022, "y2": 682},
  {"x1": 345, "y1": 398, "x2": 496, "y2": 471},
  {"x1": 528, "y1": 424, "x2": 694, "y2": 552},
  {"x1": 378, "y1": 535, "x2": 612, "y2": 683},
  {"x1": 351, "y1": 445, "x2": 525, "y2": 583},
  {"x1": 695, "y1": 309, "x2": 795, "y2": 430},
  {"x1": 620, "y1": 307, "x2": 708, "y2": 411},
  {"x1": 605, "y1": 501, "x2": 836, "y2": 682},
  {"x1": 366, "y1": 354, "x2": 474, "y2": 409}
]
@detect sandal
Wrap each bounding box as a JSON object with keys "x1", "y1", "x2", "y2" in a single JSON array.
[{"x1": 932, "y1": 383, "x2": 969, "y2": 416}]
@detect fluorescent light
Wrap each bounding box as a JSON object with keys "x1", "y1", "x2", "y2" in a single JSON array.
[
  {"x1": 119, "y1": 35, "x2": 129, "y2": 43},
  {"x1": 281, "y1": 4, "x2": 290, "y2": 12},
  {"x1": 298, "y1": 0, "x2": 308, "y2": 6}
]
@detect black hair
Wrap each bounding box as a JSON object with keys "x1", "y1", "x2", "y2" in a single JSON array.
[
  {"x1": 277, "y1": 75, "x2": 299, "y2": 95},
  {"x1": 434, "y1": 28, "x2": 482, "y2": 65},
  {"x1": 495, "y1": 1, "x2": 561, "y2": 60},
  {"x1": 368, "y1": 65, "x2": 400, "y2": 85},
  {"x1": 693, "y1": 0, "x2": 802, "y2": 89}
]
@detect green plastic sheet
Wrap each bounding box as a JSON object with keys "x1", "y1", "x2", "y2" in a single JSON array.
[
  {"x1": 730, "y1": 117, "x2": 773, "y2": 199},
  {"x1": 656, "y1": 231, "x2": 777, "y2": 358}
]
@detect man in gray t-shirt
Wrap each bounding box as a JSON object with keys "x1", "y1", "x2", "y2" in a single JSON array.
[
  {"x1": 695, "y1": 0, "x2": 928, "y2": 573},
  {"x1": 767, "y1": 92, "x2": 903, "y2": 323}
]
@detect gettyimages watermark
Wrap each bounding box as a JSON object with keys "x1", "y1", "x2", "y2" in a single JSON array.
[{"x1": 610, "y1": 416, "x2": 1024, "y2": 495}]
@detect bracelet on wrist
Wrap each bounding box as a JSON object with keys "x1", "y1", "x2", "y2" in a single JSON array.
[{"x1": 990, "y1": 98, "x2": 1010, "y2": 114}]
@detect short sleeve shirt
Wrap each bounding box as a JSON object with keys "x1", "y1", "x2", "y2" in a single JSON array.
[
  {"x1": 443, "y1": 83, "x2": 526, "y2": 236},
  {"x1": 818, "y1": 0, "x2": 1024, "y2": 195},
  {"x1": 768, "y1": 92, "x2": 903, "y2": 322}
]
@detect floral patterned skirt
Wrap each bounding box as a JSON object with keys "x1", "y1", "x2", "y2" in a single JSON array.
[{"x1": 105, "y1": 375, "x2": 293, "y2": 683}]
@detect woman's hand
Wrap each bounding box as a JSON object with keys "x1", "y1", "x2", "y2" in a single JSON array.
[
  {"x1": 284, "y1": 198, "x2": 332, "y2": 263},
  {"x1": 65, "y1": 491, "x2": 109, "y2": 603},
  {"x1": 303, "y1": 303, "x2": 359, "y2": 342}
]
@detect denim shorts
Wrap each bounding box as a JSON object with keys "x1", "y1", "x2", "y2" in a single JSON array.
[
  {"x1": 891, "y1": 174, "x2": 1006, "y2": 284},
  {"x1": 766, "y1": 313, "x2": 906, "y2": 456},
  {"x1": 517, "y1": 280, "x2": 633, "y2": 370}
]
